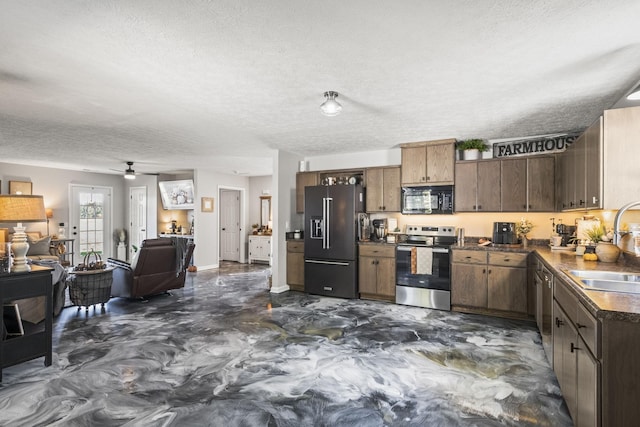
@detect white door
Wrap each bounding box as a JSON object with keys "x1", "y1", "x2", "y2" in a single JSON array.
[
  {"x1": 70, "y1": 185, "x2": 112, "y2": 259},
  {"x1": 129, "y1": 186, "x2": 147, "y2": 260},
  {"x1": 220, "y1": 189, "x2": 240, "y2": 261}
]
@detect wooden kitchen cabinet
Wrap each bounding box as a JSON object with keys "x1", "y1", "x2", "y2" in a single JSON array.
[
  {"x1": 400, "y1": 139, "x2": 455, "y2": 185},
  {"x1": 454, "y1": 160, "x2": 501, "y2": 212},
  {"x1": 552, "y1": 281, "x2": 600, "y2": 427},
  {"x1": 500, "y1": 158, "x2": 527, "y2": 211},
  {"x1": 286, "y1": 240, "x2": 304, "y2": 291},
  {"x1": 358, "y1": 245, "x2": 395, "y2": 301},
  {"x1": 501, "y1": 156, "x2": 555, "y2": 212},
  {"x1": 451, "y1": 249, "x2": 528, "y2": 318},
  {"x1": 365, "y1": 166, "x2": 401, "y2": 212},
  {"x1": 296, "y1": 172, "x2": 318, "y2": 213}
]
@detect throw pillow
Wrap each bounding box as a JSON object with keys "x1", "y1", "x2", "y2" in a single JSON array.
[{"x1": 26, "y1": 235, "x2": 52, "y2": 256}]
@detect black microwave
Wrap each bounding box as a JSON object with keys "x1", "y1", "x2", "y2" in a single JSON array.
[{"x1": 401, "y1": 185, "x2": 454, "y2": 215}]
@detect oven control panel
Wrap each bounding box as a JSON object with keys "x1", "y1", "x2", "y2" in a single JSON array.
[{"x1": 405, "y1": 225, "x2": 456, "y2": 237}]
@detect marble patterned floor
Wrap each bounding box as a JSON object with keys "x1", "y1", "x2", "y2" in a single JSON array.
[{"x1": 0, "y1": 262, "x2": 572, "y2": 426}]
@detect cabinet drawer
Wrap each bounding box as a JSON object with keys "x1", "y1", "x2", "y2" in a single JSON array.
[
  {"x1": 554, "y1": 279, "x2": 578, "y2": 324},
  {"x1": 287, "y1": 241, "x2": 304, "y2": 253},
  {"x1": 451, "y1": 250, "x2": 487, "y2": 264},
  {"x1": 576, "y1": 302, "x2": 600, "y2": 357},
  {"x1": 359, "y1": 245, "x2": 395, "y2": 258},
  {"x1": 488, "y1": 252, "x2": 528, "y2": 268}
]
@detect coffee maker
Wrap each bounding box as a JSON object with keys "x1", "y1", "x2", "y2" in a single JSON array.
[
  {"x1": 556, "y1": 224, "x2": 577, "y2": 246},
  {"x1": 493, "y1": 222, "x2": 518, "y2": 244},
  {"x1": 372, "y1": 219, "x2": 387, "y2": 242}
]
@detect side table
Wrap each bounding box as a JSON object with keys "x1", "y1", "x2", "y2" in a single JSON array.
[{"x1": 0, "y1": 265, "x2": 53, "y2": 382}]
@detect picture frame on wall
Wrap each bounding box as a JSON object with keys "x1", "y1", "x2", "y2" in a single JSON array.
[
  {"x1": 9, "y1": 180, "x2": 33, "y2": 195},
  {"x1": 201, "y1": 197, "x2": 214, "y2": 212}
]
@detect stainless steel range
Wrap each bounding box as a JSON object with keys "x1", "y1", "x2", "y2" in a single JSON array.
[{"x1": 396, "y1": 225, "x2": 457, "y2": 310}]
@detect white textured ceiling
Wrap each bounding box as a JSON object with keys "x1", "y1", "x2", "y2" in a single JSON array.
[{"x1": 2, "y1": 1, "x2": 640, "y2": 177}]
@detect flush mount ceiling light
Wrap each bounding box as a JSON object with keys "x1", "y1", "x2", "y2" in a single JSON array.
[
  {"x1": 124, "y1": 161, "x2": 136, "y2": 180},
  {"x1": 320, "y1": 91, "x2": 342, "y2": 116},
  {"x1": 627, "y1": 85, "x2": 640, "y2": 100}
]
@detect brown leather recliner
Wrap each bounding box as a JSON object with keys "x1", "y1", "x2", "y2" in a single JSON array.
[{"x1": 107, "y1": 238, "x2": 195, "y2": 298}]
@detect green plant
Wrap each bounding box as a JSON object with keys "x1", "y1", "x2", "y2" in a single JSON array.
[
  {"x1": 516, "y1": 218, "x2": 534, "y2": 237},
  {"x1": 458, "y1": 139, "x2": 489, "y2": 152},
  {"x1": 585, "y1": 224, "x2": 605, "y2": 244}
]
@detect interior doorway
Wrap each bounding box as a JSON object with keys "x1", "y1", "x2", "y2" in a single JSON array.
[
  {"x1": 129, "y1": 186, "x2": 147, "y2": 261},
  {"x1": 219, "y1": 188, "x2": 241, "y2": 262}
]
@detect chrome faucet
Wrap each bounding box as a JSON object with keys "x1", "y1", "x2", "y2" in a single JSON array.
[{"x1": 613, "y1": 200, "x2": 640, "y2": 246}]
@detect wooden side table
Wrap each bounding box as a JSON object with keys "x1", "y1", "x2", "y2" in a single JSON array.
[
  {"x1": 0, "y1": 265, "x2": 53, "y2": 382},
  {"x1": 50, "y1": 238, "x2": 75, "y2": 266}
]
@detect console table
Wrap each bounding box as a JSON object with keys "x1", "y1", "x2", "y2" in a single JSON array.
[{"x1": 0, "y1": 266, "x2": 53, "y2": 381}]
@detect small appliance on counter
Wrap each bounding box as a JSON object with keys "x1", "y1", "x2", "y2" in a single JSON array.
[
  {"x1": 556, "y1": 224, "x2": 577, "y2": 246},
  {"x1": 493, "y1": 222, "x2": 518, "y2": 244},
  {"x1": 372, "y1": 219, "x2": 387, "y2": 242},
  {"x1": 357, "y1": 213, "x2": 371, "y2": 242}
]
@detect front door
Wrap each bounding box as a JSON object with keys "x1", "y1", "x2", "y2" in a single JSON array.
[
  {"x1": 220, "y1": 189, "x2": 240, "y2": 261},
  {"x1": 70, "y1": 185, "x2": 112, "y2": 259}
]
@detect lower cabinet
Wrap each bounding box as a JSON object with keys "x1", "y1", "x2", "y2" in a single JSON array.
[
  {"x1": 286, "y1": 240, "x2": 304, "y2": 292},
  {"x1": 553, "y1": 281, "x2": 599, "y2": 427},
  {"x1": 248, "y1": 235, "x2": 271, "y2": 265},
  {"x1": 451, "y1": 249, "x2": 528, "y2": 318},
  {"x1": 358, "y1": 244, "x2": 395, "y2": 301}
]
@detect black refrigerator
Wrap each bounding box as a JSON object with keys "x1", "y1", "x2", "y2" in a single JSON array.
[{"x1": 304, "y1": 184, "x2": 364, "y2": 298}]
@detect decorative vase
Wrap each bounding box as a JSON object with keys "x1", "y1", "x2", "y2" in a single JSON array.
[
  {"x1": 522, "y1": 236, "x2": 528, "y2": 248},
  {"x1": 462, "y1": 149, "x2": 481, "y2": 160},
  {"x1": 595, "y1": 242, "x2": 621, "y2": 263}
]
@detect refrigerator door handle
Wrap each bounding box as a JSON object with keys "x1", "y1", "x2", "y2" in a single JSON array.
[
  {"x1": 322, "y1": 197, "x2": 327, "y2": 249},
  {"x1": 305, "y1": 259, "x2": 350, "y2": 266},
  {"x1": 325, "y1": 197, "x2": 332, "y2": 249}
]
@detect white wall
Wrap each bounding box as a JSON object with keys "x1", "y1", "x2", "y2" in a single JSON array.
[
  {"x1": 1, "y1": 162, "x2": 127, "y2": 257},
  {"x1": 248, "y1": 175, "x2": 272, "y2": 227},
  {"x1": 193, "y1": 169, "x2": 250, "y2": 269},
  {"x1": 307, "y1": 148, "x2": 401, "y2": 171}
]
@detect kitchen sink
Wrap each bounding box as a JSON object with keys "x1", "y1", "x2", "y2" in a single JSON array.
[
  {"x1": 578, "y1": 279, "x2": 640, "y2": 294},
  {"x1": 566, "y1": 270, "x2": 640, "y2": 294},
  {"x1": 567, "y1": 270, "x2": 640, "y2": 282}
]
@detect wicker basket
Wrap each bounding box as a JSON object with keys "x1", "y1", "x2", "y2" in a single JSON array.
[{"x1": 68, "y1": 267, "x2": 114, "y2": 309}]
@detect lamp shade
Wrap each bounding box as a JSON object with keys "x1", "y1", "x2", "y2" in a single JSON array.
[{"x1": 0, "y1": 195, "x2": 47, "y2": 223}]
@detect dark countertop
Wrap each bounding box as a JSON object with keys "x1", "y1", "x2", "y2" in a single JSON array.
[
  {"x1": 358, "y1": 241, "x2": 398, "y2": 247},
  {"x1": 452, "y1": 243, "x2": 640, "y2": 322}
]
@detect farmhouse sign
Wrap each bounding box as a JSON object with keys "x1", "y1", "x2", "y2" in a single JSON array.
[{"x1": 492, "y1": 132, "x2": 580, "y2": 158}]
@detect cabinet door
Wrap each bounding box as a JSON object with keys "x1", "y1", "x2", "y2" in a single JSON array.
[
  {"x1": 527, "y1": 156, "x2": 555, "y2": 211},
  {"x1": 358, "y1": 256, "x2": 378, "y2": 295},
  {"x1": 426, "y1": 143, "x2": 454, "y2": 184},
  {"x1": 382, "y1": 167, "x2": 401, "y2": 212},
  {"x1": 451, "y1": 264, "x2": 487, "y2": 307},
  {"x1": 477, "y1": 160, "x2": 501, "y2": 211},
  {"x1": 401, "y1": 146, "x2": 427, "y2": 184},
  {"x1": 584, "y1": 117, "x2": 602, "y2": 209},
  {"x1": 454, "y1": 162, "x2": 477, "y2": 212},
  {"x1": 553, "y1": 301, "x2": 578, "y2": 422},
  {"x1": 501, "y1": 158, "x2": 527, "y2": 211},
  {"x1": 296, "y1": 172, "x2": 319, "y2": 213},
  {"x1": 286, "y1": 251, "x2": 305, "y2": 288},
  {"x1": 576, "y1": 336, "x2": 599, "y2": 427},
  {"x1": 376, "y1": 257, "x2": 396, "y2": 297},
  {"x1": 487, "y1": 266, "x2": 527, "y2": 314},
  {"x1": 366, "y1": 168, "x2": 385, "y2": 212},
  {"x1": 574, "y1": 133, "x2": 587, "y2": 209}
]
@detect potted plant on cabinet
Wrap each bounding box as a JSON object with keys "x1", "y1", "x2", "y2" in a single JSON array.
[{"x1": 458, "y1": 139, "x2": 489, "y2": 160}]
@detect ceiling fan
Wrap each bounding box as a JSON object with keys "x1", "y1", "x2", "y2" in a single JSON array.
[{"x1": 111, "y1": 161, "x2": 159, "y2": 180}]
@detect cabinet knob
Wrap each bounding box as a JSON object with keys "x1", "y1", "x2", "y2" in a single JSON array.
[
  {"x1": 579, "y1": 200, "x2": 585, "y2": 206},
  {"x1": 555, "y1": 317, "x2": 564, "y2": 328},
  {"x1": 426, "y1": 176, "x2": 430, "y2": 181},
  {"x1": 477, "y1": 205, "x2": 482, "y2": 210},
  {"x1": 576, "y1": 323, "x2": 586, "y2": 329},
  {"x1": 570, "y1": 342, "x2": 579, "y2": 353}
]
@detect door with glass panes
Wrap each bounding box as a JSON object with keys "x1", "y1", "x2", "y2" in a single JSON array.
[{"x1": 70, "y1": 185, "x2": 112, "y2": 260}]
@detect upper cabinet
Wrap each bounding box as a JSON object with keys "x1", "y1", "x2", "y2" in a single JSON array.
[
  {"x1": 366, "y1": 166, "x2": 401, "y2": 212},
  {"x1": 296, "y1": 172, "x2": 318, "y2": 213},
  {"x1": 557, "y1": 106, "x2": 640, "y2": 211},
  {"x1": 401, "y1": 139, "x2": 456, "y2": 185},
  {"x1": 455, "y1": 156, "x2": 554, "y2": 212}
]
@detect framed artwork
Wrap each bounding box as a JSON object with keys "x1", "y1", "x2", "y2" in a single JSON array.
[
  {"x1": 158, "y1": 179, "x2": 195, "y2": 210},
  {"x1": 9, "y1": 180, "x2": 33, "y2": 195},
  {"x1": 201, "y1": 197, "x2": 214, "y2": 212}
]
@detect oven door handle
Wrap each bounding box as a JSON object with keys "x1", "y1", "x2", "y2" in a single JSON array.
[{"x1": 397, "y1": 246, "x2": 449, "y2": 254}]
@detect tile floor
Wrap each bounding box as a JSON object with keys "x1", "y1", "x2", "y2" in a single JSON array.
[{"x1": 0, "y1": 262, "x2": 572, "y2": 426}]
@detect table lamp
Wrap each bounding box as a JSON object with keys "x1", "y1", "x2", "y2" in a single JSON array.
[{"x1": 0, "y1": 195, "x2": 47, "y2": 272}]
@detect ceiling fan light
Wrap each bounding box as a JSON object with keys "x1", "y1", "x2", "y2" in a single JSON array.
[
  {"x1": 320, "y1": 91, "x2": 342, "y2": 116},
  {"x1": 627, "y1": 87, "x2": 640, "y2": 100},
  {"x1": 124, "y1": 169, "x2": 136, "y2": 179}
]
